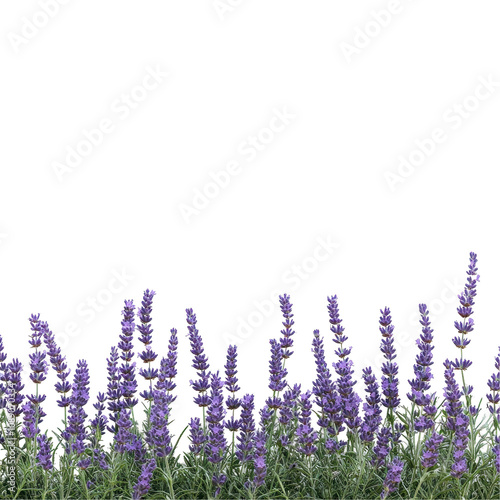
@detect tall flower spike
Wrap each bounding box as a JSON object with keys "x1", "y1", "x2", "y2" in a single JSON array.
[
  {"x1": 379, "y1": 307, "x2": 400, "y2": 410},
  {"x1": 296, "y1": 391, "x2": 318, "y2": 456},
  {"x1": 408, "y1": 304, "x2": 436, "y2": 432},
  {"x1": 443, "y1": 359, "x2": 470, "y2": 478},
  {"x1": 451, "y1": 252, "x2": 479, "y2": 378},
  {"x1": 106, "y1": 346, "x2": 122, "y2": 433},
  {"x1": 0, "y1": 333, "x2": 7, "y2": 409},
  {"x1": 186, "y1": 309, "x2": 211, "y2": 408},
  {"x1": 279, "y1": 294, "x2": 295, "y2": 359},
  {"x1": 381, "y1": 457, "x2": 404, "y2": 500},
  {"x1": 42, "y1": 322, "x2": 71, "y2": 408},
  {"x1": 36, "y1": 434, "x2": 53, "y2": 471},
  {"x1": 360, "y1": 366, "x2": 382, "y2": 443},
  {"x1": 224, "y1": 344, "x2": 241, "y2": 433},
  {"x1": 62, "y1": 359, "x2": 90, "y2": 456},
  {"x1": 236, "y1": 394, "x2": 255, "y2": 463},
  {"x1": 6, "y1": 359, "x2": 24, "y2": 416},
  {"x1": 486, "y1": 346, "x2": 500, "y2": 425},
  {"x1": 147, "y1": 389, "x2": 172, "y2": 457},
  {"x1": 155, "y1": 328, "x2": 178, "y2": 409},
  {"x1": 132, "y1": 457, "x2": 156, "y2": 500},
  {"x1": 421, "y1": 431, "x2": 444, "y2": 469},
  {"x1": 137, "y1": 290, "x2": 158, "y2": 401},
  {"x1": 266, "y1": 338, "x2": 287, "y2": 410},
  {"x1": 329, "y1": 295, "x2": 360, "y2": 432},
  {"x1": 206, "y1": 371, "x2": 227, "y2": 465},
  {"x1": 118, "y1": 300, "x2": 138, "y2": 410},
  {"x1": 252, "y1": 429, "x2": 267, "y2": 488}
]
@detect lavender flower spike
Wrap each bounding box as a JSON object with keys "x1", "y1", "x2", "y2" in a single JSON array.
[
  {"x1": 138, "y1": 289, "x2": 158, "y2": 401},
  {"x1": 206, "y1": 371, "x2": 227, "y2": 465},
  {"x1": 186, "y1": 308, "x2": 211, "y2": 408},
  {"x1": 379, "y1": 307, "x2": 400, "y2": 410},
  {"x1": 133, "y1": 458, "x2": 156, "y2": 500},
  {"x1": 279, "y1": 294, "x2": 295, "y2": 359},
  {"x1": 296, "y1": 391, "x2": 318, "y2": 456},
  {"x1": 118, "y1": 300, "x2": 138, "y2": 410},
  {"x1": 360, "y1": 367, "x2": 382, "y2": 444},
  {"x1": 381, "y1": 457, "x2": 404, "y2": 499},
  {"x1": 236, "y1": 394, "x2": 255, "y2": 463},
  {"x1": 451, "y1": 252, "x2": 479, "y2": 374},
  {"x1": 266, "y1": 338, "x2": 287, "y2": 410}
]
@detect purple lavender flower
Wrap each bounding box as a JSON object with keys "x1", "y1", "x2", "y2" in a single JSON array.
[
  {"x1": 114, "y1": 408, "x2": 134, "y2": 453},
  {"x1": 493, "y1": 436, "x2": 500, "y2": 474},
  {"x1": 278, "y1": 384, "x2": 301, "y2": 436},
  {"x1": 6, "y1": 359, "x2": 24, "y2": 417},
  {"x1": 132, "y1": 457, "x2": 156, "y2": 500},
  {"x1": 379, "y1": 307, "x2": 400, "y2": 412},
  {"x1": 252, "y1": 429, "x2": 267, "y2": 488},
  {"x1": 90, "y1": 392, "x2": 108, "y2": 444},
  {"x1": 266, "y1": 338, "x2": 287, "y2": 410},
  {"x1": 486, "y1": 346, "x2": 500, "y2": 423},
  {"x1": 188, "y1": 417, "x2": 206, "y2": 455},
  {"x1": 443, "y1": 360, "x2": 470, "y2": 478},
  {"x1": 212, "y1": 474, "x2": 227, "y2": 497},
  {"x1": 224, "y1": 345, "x2": 241, "y2": 434},
  {"x1": 118, "y1": 300, "x2": 138, "y2": 409},
  {"x1": 63, "y1": 359, "x2": 90, "y2": 456},
  {"x1": 296, "y1": 391, "x2": 318, "y2": 456},
  {"x1": 147, "y1": 389, "x2": 172, "y2": 457},
  {"x1": 371, "y1": 426, "x2": 392, "y2": 468},
  {"x1": 421, "y1": 431, "x2": 444, "y2": 469},
  {"x1": 279, "y1": 294, "x2": 295, "y2": 359},
  {"x1": 186, "y1": 309, "x2": 211, "y2": 408},
  {"x1": 36, "y1": 434, "x2": 53, "y2": 470},
  {"x1": 408, "y1": 304, "x2": 436, "y2": 432},
  {"x1": 155, "y1": 328, "x2": 178, "y2": 408},
  {"x1": 137, "y1": 290, "x2": 158, "y2": 401},
  {"x1": 329, "y1": 295, "x2": 361, "y2": 432},
  {"x1": 360, "y1": 366, "x2": 382, "y2": 443},
  {"x1": 106, "y1": 346, "x2": 122, "y2": 433},
  {"x1": 236, "y1": 394, "x2": 255, "y2": 463},
  {"x1": 451, "y1": 253, "x2": 479, "y2": 381},
  {"x1": 206, "y1": 371, "x2": 227, "y2": 464},
  {"x1": 0, "y1": 333, "x2": 8, "y2": 410},
  {"x1": 42, "y1": 323, "x2": 71, "y2": 408},
  {"x1": 381, "y1": 457, "x2": 404, "y2": 499}
]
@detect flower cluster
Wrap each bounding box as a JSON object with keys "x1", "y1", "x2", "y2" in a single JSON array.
[{"x1": 360, "y1": 366, "x2": 382, "y2": 443}]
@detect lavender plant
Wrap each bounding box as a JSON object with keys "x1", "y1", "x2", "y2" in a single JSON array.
[{"x1": 0, "y1": 251, "x2": 499, "y2": 500}]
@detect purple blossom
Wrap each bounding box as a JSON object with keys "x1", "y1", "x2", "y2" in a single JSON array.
[
  {"x1": 132, "y1": 457, "x2": 156, "y2": 500},
  {"x1": 266, "y1": 338, "x2": 287, "y2": 409},
  {"x1": 296, "y1": 391, "x2": 318, "y2": 456},
  {"x1": 224, "y1": 344, "x2": 241, "y2": 433},
  {"x1": 89, "y1": 392, "x2": 108, "y2": 445},
  {"x1": 451, "y1": 252, "x2": 479, "y2": 376},
  {"x1": 155, "y1": 328, "x2": 178, "y2": 408},
  {"x1": 421, "y1": 431, "x2": 444, "y2": 469},
  {"x1": 206, "y1": 371, "x2": 227, "y2": 464},
  {"x1": 408, "y1": 304, "x2": 436, "y2": 432},
  {"x1": 371, "y1": 426, "x2": 391, "y2": 468},
  {"x1": 137, "y1": 290, "x2": 158, "y2": 401},
  {"x1": 0, "y1": 333, "x2": 8, "y2": 410},
  {"x1": 252, "y1": 429, "x2": 267, "y2": 488},
  {"x1": 360, "y1": 367, "x2": 382, "y2": 443},
  {"x1": 118, "y1": 300, "x2": 138, "y2": 409},
  {"x1": 329, "y1": 295, "x2": 361, "y2": 432},
  {"x1": 188, "y1": 417, "x2": 206, "y2": 455},
  {"x1": 379, "y1": 307, "x2": 400, "y2": 410},
  {"x1": 147, "y1": 389, "x2": 172, "y2": 457},
  {"x1": 36, "y1": 434, "x2": 53, "y2": 470},
  {"x1": 6, "y1": 359, "x2": 24, "y2": 417},
  {"x1": 106, "y1": 346, "x2": 122, "y2": 433},
  {"x1": 62, "y1": 359, "x2": 90, "y2": 456},
  {"x1": 43, "y1": 323, "x2": 71, "y2": 408},
  {"x1": 381, "y1": 457, "x2": 404, "y2": 499},
  {"x1": 493, "y1": 436, "x2": 500, "y2": 474},
  {"x1": 186, "y1": 309, "x2": 211, "y2": 408},
  {"x1": 443, "y1": 360, "x2": 470, "y2": 478},
  {"x1": 279, "y1": 294, "x2": 295, "y2": 359},
  {"x1": 486, "y1": 346, "x2": 500, "y2": 424},
  {"x1": 236, "y1": 394, "x2": 255, "y2": 463},
  {"x1": 114, "y1": 409, "x2": 134, "y2": 453},
  {"x1": 212, "y1": 474, "x2": 227, "y2": 497}
]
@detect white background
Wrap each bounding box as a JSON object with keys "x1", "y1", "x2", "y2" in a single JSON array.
[{"x1": 1, "y1": 1, "x2": 500, "y2": 453}]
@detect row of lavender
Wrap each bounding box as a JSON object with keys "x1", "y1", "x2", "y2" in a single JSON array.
[{"x1": 0, "y1": 252, "x2": 499, "y2": 499}]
